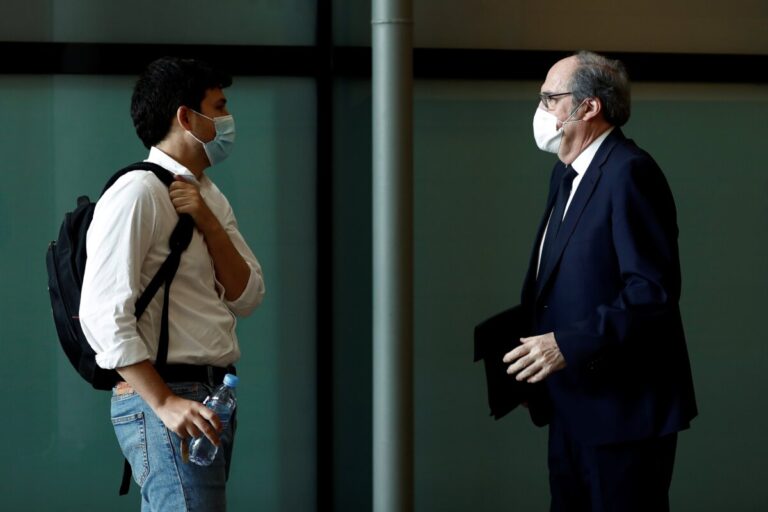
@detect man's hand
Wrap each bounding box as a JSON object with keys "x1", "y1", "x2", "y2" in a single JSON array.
[
  {"x1": 503, "y1": 332, "x2": 567, "y2": 383},
  {"x1": 168, "y1": 175, "x2": 250, "y2": 300},
  {"x1": 169, "y1": 176, "x2": 216, "y2": 233},
  {"x1": 117, "y1": 361, "x2": 223, "y2": 448},
  {"x1": 155, "y1": 394, "x2": 223, "y2": 447}
]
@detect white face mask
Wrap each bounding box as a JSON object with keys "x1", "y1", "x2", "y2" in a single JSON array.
[
  {"x1": 187, "y1": 110, "x2": 236, "y2": 166},
  {"x1": 533, "y1": 107, "x2": 563, "y2": 153},
  {"x1": 532, "y1": 101, "x2": 586, "y2": 154}
]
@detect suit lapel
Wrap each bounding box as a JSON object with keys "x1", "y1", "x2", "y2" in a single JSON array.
[
  {"x1": 535, "y1": 129, "x2": 625, "y2": 298},
  {"x1": 522, "y1": 165, "x2": 564, "y2": 303}
]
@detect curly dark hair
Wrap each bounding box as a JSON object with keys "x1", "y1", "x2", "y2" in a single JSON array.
[
  {"x1": 569, "y1": 51, "x2": 631, "y2": 127},
  {"x1": 130, "y1": 57, "x2": 232, "y2": 149}
]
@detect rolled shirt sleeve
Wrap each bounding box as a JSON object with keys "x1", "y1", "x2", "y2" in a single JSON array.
[
  {"x1": 222, "y1": 256, "x2": 266, "y2": 317},
  {"x1": 205, "y1": 182, "x2": 266, "y2": 317}
]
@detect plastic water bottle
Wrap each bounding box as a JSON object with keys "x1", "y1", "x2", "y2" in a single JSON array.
[{"x1": 189, "y1": 373, "x2": 239, "y2": 466}]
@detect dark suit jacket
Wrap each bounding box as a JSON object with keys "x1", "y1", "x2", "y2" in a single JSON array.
[{"x1": 521, "y1": 128, "x2": 697, "y2": 445}]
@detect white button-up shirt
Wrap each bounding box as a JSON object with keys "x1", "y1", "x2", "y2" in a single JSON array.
[{"x1": 80, "y1": 147, "x2": 265, "y2": 370}]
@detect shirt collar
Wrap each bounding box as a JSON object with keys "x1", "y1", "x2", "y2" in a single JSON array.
[
  {"x1": 570, "y1": 127, "x2": 614, "y2": 176},
  {"x1": 147, "y1": 147, "x2": 199, "y2": 182}
]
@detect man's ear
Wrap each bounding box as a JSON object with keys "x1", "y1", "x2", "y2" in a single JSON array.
[
  {"x1": 176, "y1": 106, "x2": 193, "y2": 130},
  {"x1": 582, "y1": 98, "x2": 602, "y2": 121}
]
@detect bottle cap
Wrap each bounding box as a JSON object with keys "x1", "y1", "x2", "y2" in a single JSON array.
[{"x1": 223, "y1": 373, "x2": 239, "y2": 388}]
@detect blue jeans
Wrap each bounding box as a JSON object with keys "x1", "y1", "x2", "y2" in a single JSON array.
[{"x1": 111, "y1": 381, "x2": 236, "y2": 512}]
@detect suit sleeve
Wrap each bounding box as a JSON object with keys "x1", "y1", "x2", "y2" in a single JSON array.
[{"x1": 554, "y1": 155, "x2": 682, "y2": 370}]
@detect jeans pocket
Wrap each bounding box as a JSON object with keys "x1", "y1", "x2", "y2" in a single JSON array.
[{"x1": 112, "y1": 412, "x2": 150, "y2": 486}]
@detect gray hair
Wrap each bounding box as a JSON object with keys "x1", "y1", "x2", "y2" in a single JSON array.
[{"x1": 569, "y1": 51, "x2": 631, "y2": 127}]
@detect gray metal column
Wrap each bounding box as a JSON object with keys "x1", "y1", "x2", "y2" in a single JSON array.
[{"x1": 371, "y1": 0, "x2": 413, "y2": 511}]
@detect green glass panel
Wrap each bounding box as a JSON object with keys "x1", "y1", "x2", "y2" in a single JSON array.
[{"x1": 1, "y1": 0, "x2": 314, "y2": 45}]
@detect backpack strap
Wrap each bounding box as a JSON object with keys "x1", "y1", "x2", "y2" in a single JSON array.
[
  {"x1": 101, "y1": 161, "x2": 179, "y2": 196},
  {"x1": 104, "y1": 162, "x2": 195, "y2": 496},
  {"x1": 119, "y1": 459, "x2": 133, "y2": 496}
]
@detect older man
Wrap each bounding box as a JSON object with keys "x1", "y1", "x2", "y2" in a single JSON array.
[{"x1": 503, "y1": 51, "x2": 697, "y2": 511}]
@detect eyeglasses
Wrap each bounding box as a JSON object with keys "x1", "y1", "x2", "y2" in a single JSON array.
[{"x1": 538, "y1": 92, "x2": 572, "y2": 109}]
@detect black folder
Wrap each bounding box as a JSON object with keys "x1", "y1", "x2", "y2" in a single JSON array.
[{"x1": 474, "y1": 305, "x2": 551, "y2": 426}]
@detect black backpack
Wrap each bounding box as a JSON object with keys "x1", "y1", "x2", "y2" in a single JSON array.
[{"x1": 46, "y1": 162, "x2": 194, "y2": 390}]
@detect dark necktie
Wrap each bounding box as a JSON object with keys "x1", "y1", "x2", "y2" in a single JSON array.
[{"x1": 538, "y1": 167, "x2": 578, "y2": 278}]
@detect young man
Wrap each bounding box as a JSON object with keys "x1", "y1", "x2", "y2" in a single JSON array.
[{"x1": 80, "y1": 57, "x2": 265, "y2": 511}]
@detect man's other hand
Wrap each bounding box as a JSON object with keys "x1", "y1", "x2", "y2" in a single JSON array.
[{"x1": 503, "y1": 332, "x2": 567, "y2": 383}]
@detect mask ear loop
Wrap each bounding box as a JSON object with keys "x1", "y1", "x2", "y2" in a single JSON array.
[
  {"x1": 562, "y1": 99, "x2": 589, "y2": 126},
  {"x1": 184, "y1": 109, "x2": 213, "y2": 145},
  {"x1": 554, "y1": 99, "x2": 589, "y2": 155},
  {"x1": 189, "y1": 109, "x2": 216, "y2": 122},
  {"x1": 186, "y1": 130, "x2": 206, "y2": 145}
]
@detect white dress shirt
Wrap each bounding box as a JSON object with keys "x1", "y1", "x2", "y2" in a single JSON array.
[
  {"x1": 80, "y1": 147, "x2": 265, "y2": 370},
  {"x1": 537, "y1": 127, "x2": 614, "y2": 275}
]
